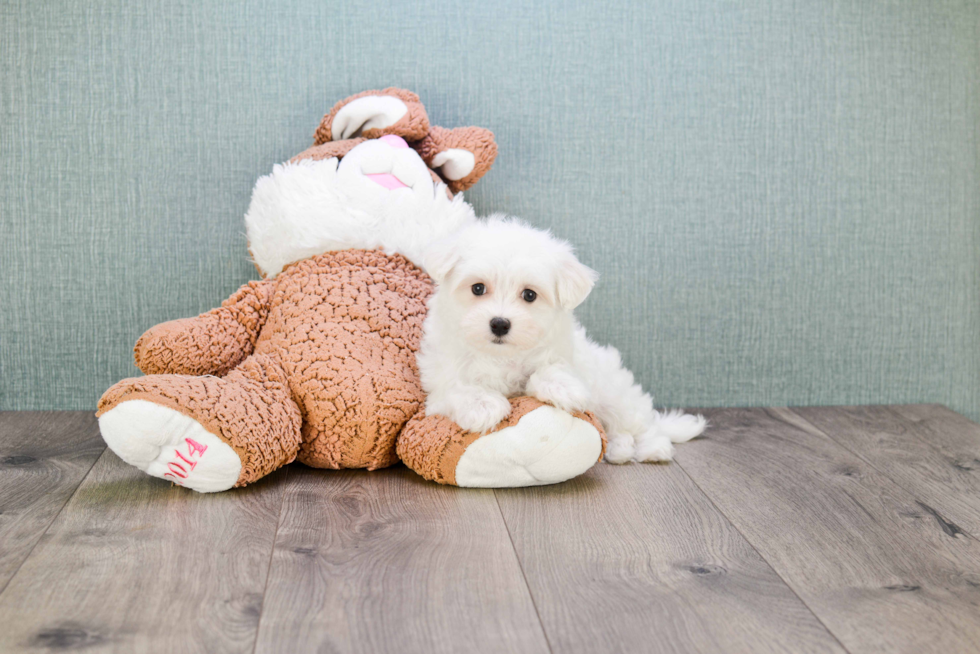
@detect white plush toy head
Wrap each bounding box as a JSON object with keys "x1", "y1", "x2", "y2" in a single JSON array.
[
  {"x1": 244, "y1": 88, "x2": 498, "y2": 278},
  {"x1": 424, "y1": 215, "x2": 598, "y2": 355}
]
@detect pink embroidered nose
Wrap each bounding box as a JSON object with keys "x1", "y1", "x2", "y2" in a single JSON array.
[{"x1": 379, "y1": 134, "x2": 409, "y2": 149}]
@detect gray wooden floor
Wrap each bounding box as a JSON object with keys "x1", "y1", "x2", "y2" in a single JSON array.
[{"x1": 2, "y1": 405, "x2": 980, "y2": 653}]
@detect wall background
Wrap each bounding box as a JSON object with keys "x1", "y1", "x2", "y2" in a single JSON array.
[{"x1": 2, "y1": 0, "x2": 978, "y2": 418}]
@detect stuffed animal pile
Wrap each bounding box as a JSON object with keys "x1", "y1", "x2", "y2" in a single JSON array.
[{"x1": 97, "y1": 89, "x2": 606, "y2": 492}]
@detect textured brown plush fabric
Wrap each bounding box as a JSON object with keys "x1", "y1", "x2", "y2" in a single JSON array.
[
  {"x1": 134, "y1": 280, "x2": 276, "y2": 377},
  {"x1": 412, "y1": 125, "x2": 499, "y2": 194},
  {"x1": 256, "y1": 250, "x2": 432, "y2": 470},
  {"x1": 290, "y1": 138, "x2": 366, "y2": 163},
  {"x1": 314, "y1": 88, "x2": 430, "y2": 144},
  {"x1": 397, "y1": 396, "x2": 607, "y2": 485},
  {"x1": 99, "y1": 249, "x2": 433, "y2": 485},
  {"x1": 98, "y1": 353, "x2": 303, "y2": 486}
]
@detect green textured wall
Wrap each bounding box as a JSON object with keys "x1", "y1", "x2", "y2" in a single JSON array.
[{"x1": 2, "y1": 0, "x2": 978, "y2": 418}]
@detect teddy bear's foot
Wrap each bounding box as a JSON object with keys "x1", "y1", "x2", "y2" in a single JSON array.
[
  {"x1": 398, "y1": 397, "x2": 606, "y2": 488},
  {"x1": 97, "y1": 353, "x2": 303, "y2": 491},
  {"x1": 99, "y1": 400, "x2": 242, "y2": 493},
  {"x1": 454, "y1": 405, "x2": 603, "y2": 487}
]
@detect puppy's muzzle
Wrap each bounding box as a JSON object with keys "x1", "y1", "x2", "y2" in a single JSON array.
[{"x1": 489, "y1": 317, "x2": 511, "y2": 337}]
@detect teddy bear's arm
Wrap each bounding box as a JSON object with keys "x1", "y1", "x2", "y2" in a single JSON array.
[{"x1": 133, "y1": 279, "x2": 276, "y2": 377}]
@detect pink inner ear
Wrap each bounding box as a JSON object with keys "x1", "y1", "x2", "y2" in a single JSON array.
[{"x1": 365, "y1": 173, "x2": 409, "y2": 190}]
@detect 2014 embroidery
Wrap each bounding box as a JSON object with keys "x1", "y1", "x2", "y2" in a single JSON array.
[{"x1": 163, "y1": 438, "x2": 209, "y2": 483}]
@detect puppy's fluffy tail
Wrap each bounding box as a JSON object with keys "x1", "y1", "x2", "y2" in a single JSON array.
[{"x1": 653, "y1": 410, "x2": 707, "y2": 443}]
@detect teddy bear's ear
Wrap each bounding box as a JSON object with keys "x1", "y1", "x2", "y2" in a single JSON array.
[
  {"x1": 555, "y1": 252, "x2": 599, "y2": 310},
  {"x1": 314, "y1": 88, "x2": 429, "y2": 145},
  {"x1": 413, "y1": 126, "x2": 498, "y2": 194},
  {"x1": 289, "y1": 138, "x2": 366, "y2": 164}
]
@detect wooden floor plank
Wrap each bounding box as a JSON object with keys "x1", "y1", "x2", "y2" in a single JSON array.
[
  {"x1": 253, "y1": 465, "x2": 550, "y2": 654},
  {"x1": 792, "y1": 405, "x2": 980, "y2": 539},
  {"x1": 0, "y1": 449, "x2": 286, "y2": 654},
  {"x1": 0, "y1": 412, "x2": 105, "y2": 593},
  {"x1": 494, "y1": 460, "x2": 846, "y2": 654},
  {"x1": 676, "y1": 407, "x2": 980, "y2": 654}
]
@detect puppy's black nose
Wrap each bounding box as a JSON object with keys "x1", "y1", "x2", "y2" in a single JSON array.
[{"x1": 489, "y1": 317, "x2": 511, "y2": 337}]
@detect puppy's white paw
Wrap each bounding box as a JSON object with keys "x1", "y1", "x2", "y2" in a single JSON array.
[
  {"x1": 451, "y1": 392, "x2": 512, "y2": 433},
  {"x1": 634, "y1": 435, "x2": 675, "y2": 463},
  {"x1": 527, "y1": 367, "x2": 590, "y2": 414},
  {"x1": 604, "y1": 434, "x2": 635, "y2": 464}
]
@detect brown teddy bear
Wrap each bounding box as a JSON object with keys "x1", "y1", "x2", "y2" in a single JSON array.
[{"x1": 97, "y1": 88, "x2": 606, "y2": 492}]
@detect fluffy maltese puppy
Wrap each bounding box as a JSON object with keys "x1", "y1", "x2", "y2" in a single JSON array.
[{"x1": 418, "y1": 215, "x2": 706, "y2": 463}]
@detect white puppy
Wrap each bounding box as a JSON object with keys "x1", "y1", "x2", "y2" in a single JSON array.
[{"x1": 418, "y1": 215, "x2": 706, "y2": 463}]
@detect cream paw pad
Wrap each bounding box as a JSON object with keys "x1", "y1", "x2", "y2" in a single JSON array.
[
  {"x1": 98, "y1": 400, "x2": 242, "y2": 493},
  {"x1": 398, "y1": 396, "x2": 607, "y2": 488}
]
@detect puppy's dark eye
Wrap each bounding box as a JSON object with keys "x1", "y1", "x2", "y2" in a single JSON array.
[
  {"x1": 472, "y1": 283, "x2": 486, "y2": 296},
  {"x1": 522, "y1": 289, "x2": 537, "y2": 303}
]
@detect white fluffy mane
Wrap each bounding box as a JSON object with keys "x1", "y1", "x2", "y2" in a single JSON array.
[{"x1": 245, "y1": 157, "x2": 476, "y2": 277}]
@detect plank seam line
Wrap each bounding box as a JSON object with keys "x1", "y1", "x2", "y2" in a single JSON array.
[
  {"x1": 786, "y1": 407, "x2": 980, "y2": 545},
  {"x1": 493, "y1": 490, "x2": 555, "y2": 654},
  {"x1": 251, "y1": 466, "x2": 290, "y2": 654},
  {"x1": 0, "y1": 443, "x2": 106, "y2": 596},
  {"x1": 671, "y1": 449, "x2": 853, "y2": 654}
]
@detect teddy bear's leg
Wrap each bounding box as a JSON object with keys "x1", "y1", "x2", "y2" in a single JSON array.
[
  {"x1": 295, "y1": 353, "x2": 422, "y2": 472},
  {"x1": 397, "y1": 397, "x2": 607, "y2": 487},
  {"x1": 97, "y1": 353, "x2": 302, "y2": 492}
]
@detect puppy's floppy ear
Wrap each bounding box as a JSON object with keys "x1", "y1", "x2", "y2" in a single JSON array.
[
  {"x1": 423, "y1": 237, "x2": 461, "y2": 285},
  {"x1": 555, "y1": 252, "x2": 599, "y2": 310}
]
